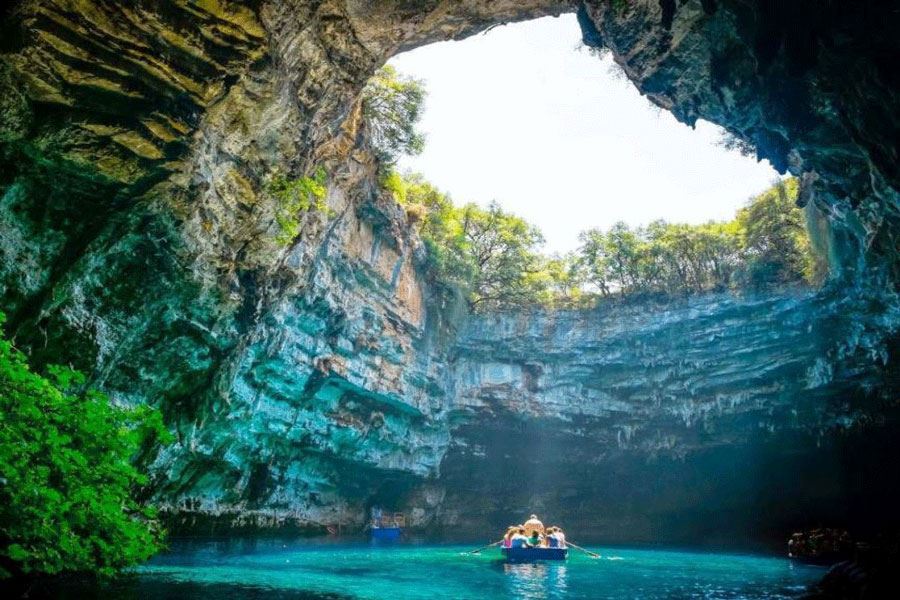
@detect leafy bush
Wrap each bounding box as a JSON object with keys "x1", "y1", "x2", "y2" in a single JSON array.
[
  {"x1": 267, "y1": 167, "x2": 328, "y2": 246},
  {"x1": 0, "y1": 312, "x2": 169, "y2": 578},
  {"x1": 736, "y1": 178, "x2": 824, "y2": 288},
  {"x1": 361, "y1": 65, "x2": 426, "y2": 165}
]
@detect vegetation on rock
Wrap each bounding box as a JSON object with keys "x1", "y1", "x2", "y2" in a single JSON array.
[
  {"x1": 266, "y1": 167, "x2": 328, "y2": 246},
  {"x1": 579, "y1": 178, "x2": 824, "y2": 297},
  {"x1": 385, "y1": 172, "x2": 546, "y2": 310},
  {"x1": 737, "y1": 178, "x2": 825, "y2": 287},
  {"x1": 361, "y1": 65, "x2": 426, "y2": 166},
  {"x1": 0, "y1": 311, "x2": 169, "y2": 578},
  {"x1": 385, "y1": 171, "x2": 823, "y2": 311}
]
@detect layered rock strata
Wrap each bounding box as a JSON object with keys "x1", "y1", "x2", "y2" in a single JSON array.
[{"x1": 438, "y1": 290, "x2": 898, "y2": 542}]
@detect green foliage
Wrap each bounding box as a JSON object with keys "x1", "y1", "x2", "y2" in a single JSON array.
[
  {"x1": 361, "y1": 66, "x2": 426, "y2": 165},
  {"x1": 577, "y1": 178, "x2": 822, "y2": 298},
  {"x1": 0, "y1": 312, "x2": 170, "y2": 578},
  {"x1": 458, "y1": 202, "x2": 546, "y2": 310},
  {"x1": 383, "y1": 170, "x2": 822, "y2": 310},
  {"x1": 536, "y1": 253, "x2": 589, "y2": 308},
  {"x1": 736, "y1": 178, "x2": 825, "y2": 288},
  {"x1": 267, "y1": 167, "x2": 328, "y2": 246},
  {"x1": 578, "y1": 220, "x2": 744, "y2": 297},
  {"x1": 381, "y1": 170, "x2": 472, "y2": 287},
  {"x1": 384, "y1": 171, "x2": 546, "y2": 311}
]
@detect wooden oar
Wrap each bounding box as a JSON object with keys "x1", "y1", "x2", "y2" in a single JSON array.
[
  {"x1": 467, "y1": 540, "x2": 503, "y2": 554},
  {"x1": 566, "y1": 540, "x2": 601, "y2": 558}
]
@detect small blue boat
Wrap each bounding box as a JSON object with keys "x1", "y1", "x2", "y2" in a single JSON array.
[
  {"x1": 368, "y1": 510, "x2": 405, "y2": 540},
  {"x1": 370, "y1": 526, "x2": 402, "y2": 540},
  {"x1": 502, "y1": 547, "x2": 568, "y2": 562}
]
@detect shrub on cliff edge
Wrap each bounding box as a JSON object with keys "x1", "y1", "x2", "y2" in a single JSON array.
[{"x1": 0, "y1": 311, "x2": 169, "y2": 578}]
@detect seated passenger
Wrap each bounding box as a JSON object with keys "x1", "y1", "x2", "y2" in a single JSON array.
[
  {"x1": 553, "y1": 526, "x2": 567, "y2": 549},
  {"x1": 510, "y1": 528, "x2": 529, "y2": 549},
  {"x1": 526, "y1": 530, "x2": 543, "y2": 547},
  {"x1": 502, "y1": 526, "x2": 517, "y2": 549},
  {"x1": 546, "y1": 527, "x2": 560, "y2": 548}
]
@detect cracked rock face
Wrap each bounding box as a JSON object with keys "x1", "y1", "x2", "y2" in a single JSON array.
[{"x1": 0, "y1": 1, "x2": 898, "y2": 541}]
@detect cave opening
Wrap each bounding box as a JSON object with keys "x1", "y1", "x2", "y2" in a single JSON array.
[{"x1": 387, "y1": 14, "x2": 783, "y2": 256}]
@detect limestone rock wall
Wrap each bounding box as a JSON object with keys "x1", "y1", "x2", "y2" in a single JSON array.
[{"x1": 437, "y1": 289, "x2": 899, "y2": 542}]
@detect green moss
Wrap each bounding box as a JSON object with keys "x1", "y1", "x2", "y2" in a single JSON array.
[{"x1": 609, "y1": 0, "x2": 629, "y2": 14}]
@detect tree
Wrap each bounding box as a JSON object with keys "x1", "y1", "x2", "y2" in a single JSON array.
[
  {"x1": 577, "y1": 222, "x2": 649, "y2": 297},
  {"x1": 574, "y1": 182, "x2": 809, "y2": 300},
  {"x1": 384, "y1": 172, "x2": 821, "y2": 310},
  {"x1": 0, "y1": 312, "x2": 169, "y2": 578},
  {"x1": 383, "y1": 172, "x2": 548, "y2": 311},
  {"x1": 695, "y1": 221, "x2": 743, "y2": 290},
  {"x1": 606, "y1": 222, "x2": 646, "y2": 293},
  {"x1": 361, "y1": 65, "x2": 426, "y2": 165},
  {"x1": 458, "y1": 202, "x2": 546, "y2": 310},
  {"x1": 384, "y1": 171, "x2": 475, "y2": 289},
  {"x1": 736, "y1": 178, "x2": 814, "y2": 288},
  {"x1": 539, "y1": 253, "x2": 587, "y2": 307},
  {"x1": 577, "y1": 228, "x2": 613, "y2": 296}
]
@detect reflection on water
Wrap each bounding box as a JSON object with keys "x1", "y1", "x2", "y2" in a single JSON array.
[{"x1": 504, "y1": 562, "x2": 569, "y2": 599}]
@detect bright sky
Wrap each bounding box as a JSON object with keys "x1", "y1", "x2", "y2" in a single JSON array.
[{"x1": 389, "y1": 14, "x2": 781, "y2": 255}]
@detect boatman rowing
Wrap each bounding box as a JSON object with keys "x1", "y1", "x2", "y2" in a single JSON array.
[{"x1": 523, "y1": 514, "x2": 544, "y2": 536}]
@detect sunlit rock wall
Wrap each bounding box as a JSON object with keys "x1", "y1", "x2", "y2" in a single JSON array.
[{"x1": 436, "y1": 290, "x2": 899, "y2": 543}]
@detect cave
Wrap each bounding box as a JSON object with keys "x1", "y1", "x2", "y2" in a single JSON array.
[{"x1": 1, "y1": 0, "x2": 898, "y2": 596}]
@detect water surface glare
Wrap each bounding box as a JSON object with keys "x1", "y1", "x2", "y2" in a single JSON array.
[{"x1": 123, "y1": 539, "x2": 824, "y2": 599}]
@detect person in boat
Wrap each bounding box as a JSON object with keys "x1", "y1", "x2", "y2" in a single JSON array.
[
  {"x1": 370, "y1": 505, "x2": 383, "y2": 528},
  {"x1": 546, "y1": 526, "x2": 567, "y2": 549},
  {"x1": 510, "y1": 527, "x2": 530, "y2": 549},
  {"x1": 545, "y1": 527, "x2": 558, "y2": 547},
  {"x1": 526, "y1": 529, "x2": 543, "y2": 548},
  {"x1": 502, "y1": 526, "x2": 517, "y2": 549},
  {"x1": 556, "y1": 526, "x2": 568, "y2": 548},
  {"x1": 523, "y1": 514, "x2": 544, "y2": 537}
]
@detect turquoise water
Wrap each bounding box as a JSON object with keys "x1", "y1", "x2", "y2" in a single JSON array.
[
  {"x1": 21, "y1": 538, "x2": 823, "y2": 599},
  {"x1": 75, "y1": 538, "x2": 825, "y2": 600}
]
